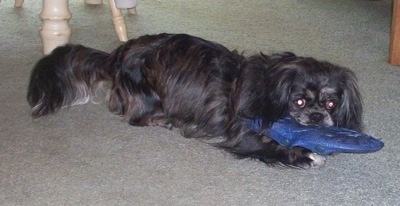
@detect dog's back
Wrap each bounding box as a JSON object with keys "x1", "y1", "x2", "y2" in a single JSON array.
[
  {"x1": 27, "y1": 34, "x2": 246, "y2": 138},
  {"x1": 107, "y1": 34, "x2": 246, "y2": 137}
]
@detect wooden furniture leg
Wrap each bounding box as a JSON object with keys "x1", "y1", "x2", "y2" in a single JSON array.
[
  {"x1": 108, "y1": 0, "x2": 128, "y2": 42},
  {"x1": 389, "y1": 0, "x2": 400, "y2": 65},
  {"x1": 114, "y1": 0, "x2": 137, "y2": 14},
  {"x1": 128, "y1": 6, "x2": 137, "y2": 15},
  {"x1": 40, "y1": 0, "x2": 72, "y2": 54},
  {"x1": 14, "y1": 0, "x2": 24, "y2": 7}
]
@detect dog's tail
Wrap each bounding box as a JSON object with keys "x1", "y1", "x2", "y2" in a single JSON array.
[{"x1": 27, "y1": 44, "x2": 113, "y2": 118}]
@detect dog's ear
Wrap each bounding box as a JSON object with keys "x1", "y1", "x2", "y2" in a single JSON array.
[
  {"x1": 266, "y1": 65, "x2": 298, "y2": 121},
  {"x1": 335, "y1": 70, "x2": 364, "y2": 132},
  {"x1": 257, "y1": 53, "x2": 300, "y2": 126},
  {"x1": 235, "y1": 52, "x2": 299, "y2": 126}
]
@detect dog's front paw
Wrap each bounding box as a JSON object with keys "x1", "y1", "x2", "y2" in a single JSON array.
[
  {"x1": 306, "y1": 153, "x2": 326, "y2": 169},
  {"x1": 284, "y1": 148, "x2": 326, "y2": 169}
]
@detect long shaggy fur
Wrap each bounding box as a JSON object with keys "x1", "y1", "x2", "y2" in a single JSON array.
[
  {"x1": 27, "y1": 33, "x2": 363, "y2": 169},
  {"x1": 27, "y1": 45, "x2": 112, "y2": 117}
]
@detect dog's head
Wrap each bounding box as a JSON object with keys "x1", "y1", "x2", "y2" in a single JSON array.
[{"x1": 265, "y1": 52, "x2": 363, "y2": 132}]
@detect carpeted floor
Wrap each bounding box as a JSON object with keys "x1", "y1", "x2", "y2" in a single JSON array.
[{"x1": 0, "y1": 0, "x2": 399, "y2": 205}]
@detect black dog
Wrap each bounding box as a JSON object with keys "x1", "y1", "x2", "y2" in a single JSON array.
[{"x1": 27, "y1": 33, "x2": 363, "y2": 169}]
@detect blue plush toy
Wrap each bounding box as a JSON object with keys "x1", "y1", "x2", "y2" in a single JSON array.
[{"x1": 247, "y1": 116, "x2": 384, "y2": 155}]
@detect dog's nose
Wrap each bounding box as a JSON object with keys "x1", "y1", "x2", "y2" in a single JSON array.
[{"x1": 310, "y1": 112, "x2": 324, "y2": 124}]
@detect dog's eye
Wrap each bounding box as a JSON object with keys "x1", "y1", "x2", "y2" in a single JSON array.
[
  {"x1": 294, "y1": 99, "x2": 306, "y2": 108},
  {"x1": 325, "y1": 100, "x2": 336, "y2": 110}
]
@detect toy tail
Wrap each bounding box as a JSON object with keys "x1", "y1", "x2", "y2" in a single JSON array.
[{"x1": 27, "y1": 44, "x2": 112, "y2": 118}]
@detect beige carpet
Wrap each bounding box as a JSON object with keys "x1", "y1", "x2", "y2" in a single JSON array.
[{"x1": 0, "y1": 0, "x2": 399, "y2": 205}]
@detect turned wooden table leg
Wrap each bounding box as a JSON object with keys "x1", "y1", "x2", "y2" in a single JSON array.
[
  {"x1": 128, "y1": 6, "x2": 137, "y2": 15},
  {"x1": 40, "y1": 0, "x2": 72, "y2": 55},
  {"x1": 389, "y1": 0, "x2": 400, "y2": 65},
  {"x1": 114, "y1": 0, "x2": 137, "y2": 14},
  {"x1": 109, "y1": 0, "x2": 128, "y2": 42},
  {"x1": 14, "y1": 0, "x2": 24, "y2": 7}
]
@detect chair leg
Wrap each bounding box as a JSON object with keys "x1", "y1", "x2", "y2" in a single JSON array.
[
  {"x1": 128, "y1": 7, "x2": 137, "y2": 15},
  {"x1": 389, "y1": 0, "x2": 400, "y2": 65},
  {"x1": 108, "y1": 0, "x2": 128, "y2": 42},
  {"x1": 114, "y1": 0, "x2": 137, "y2": 14},
  {"x1": 14, "y1": 0, "x2": 24, "y2": 7},
  {"x1": 40, "y1": 0, "x2": 72, "y2": 55}
]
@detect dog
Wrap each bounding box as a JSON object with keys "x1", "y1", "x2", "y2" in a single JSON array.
[{"x1": 27, "y1": 33, "x2": 363, "y2": 169}]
